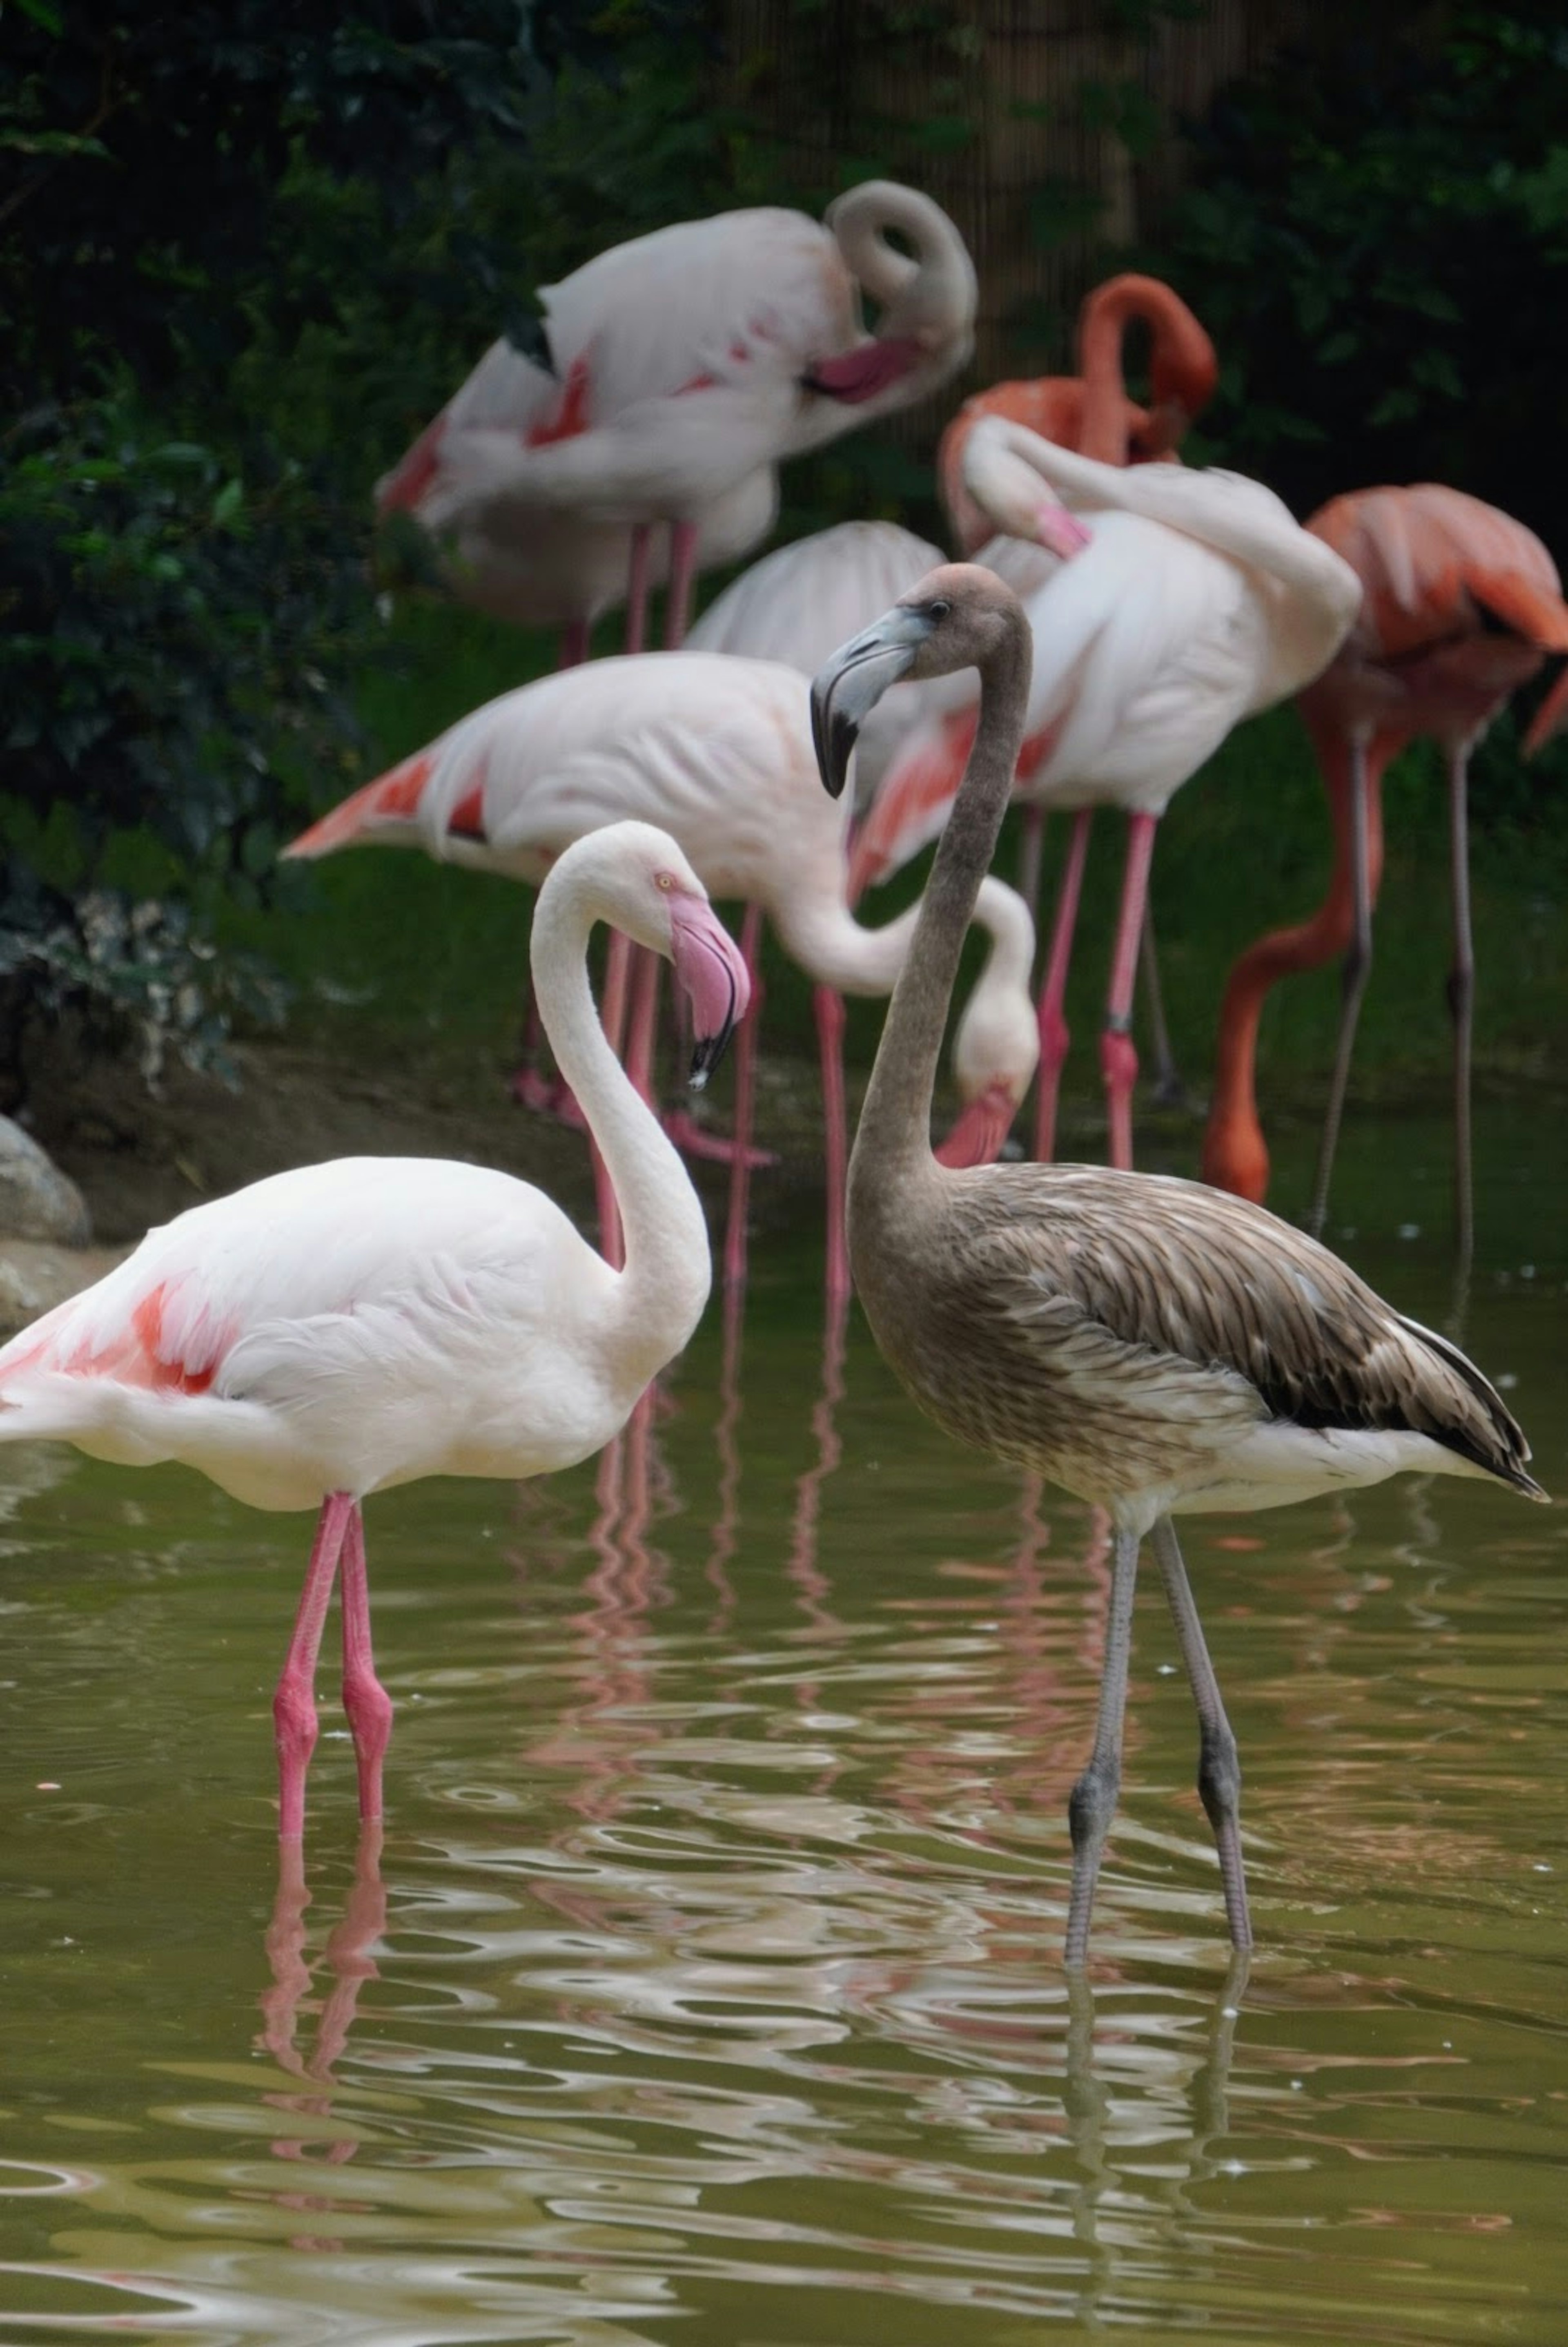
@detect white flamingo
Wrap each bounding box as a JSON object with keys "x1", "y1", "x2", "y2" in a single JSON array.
[
  {"x1": 851, "y1": 420, "x2": 1361, "y2": 1166},
  {"x1": 378, "y1": 183, "x2": 976, "y2": 658},
  {"x1": 0, "y1": 823, "x2": 750, "y2": 1838},
  {"x1": 284, "y1": 653, "x2": 1038, "y2": 1301}
]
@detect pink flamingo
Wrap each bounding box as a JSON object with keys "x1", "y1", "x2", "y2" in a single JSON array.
[
  {"x1": 0, "y1": 823, "x2": 750, "y2": 1839},
  {"x1": 377, "y1": 182, "x2": 976, "y2": 660},
  {"x1": 851, "y1": 422, "x2": 1361, "y2": 1167},
  {"x1": 1202, "y1": 482, "x2": 1568, "y2": 1248},
  {"x1": 284, "y1": 652, "x2": 1039, "y2": 1302}
]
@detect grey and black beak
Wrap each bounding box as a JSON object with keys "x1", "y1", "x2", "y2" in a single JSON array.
[{"x1": 808, "y1": 605, "x2": 933, "y2": 799}]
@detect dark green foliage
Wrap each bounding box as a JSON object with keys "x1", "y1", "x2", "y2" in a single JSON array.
[
  {"x1": 0, "y1": 393, "x2": 366, "y2": 1086},
  {"x1": 0, "y1": 2, "x2": 657, "y2": 1087},
  {"x1": 1160, "y1": 6, "x2": 1568, "y2": 552}
]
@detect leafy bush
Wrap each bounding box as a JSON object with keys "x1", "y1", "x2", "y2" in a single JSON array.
[
  {"x1": 0, "y1": 4, "x2": 588, "y2": 1091},
  {"x1": 1161, "y1": 5, "x2": 1568, "y2": 557},
  {"x1": 0, "y1": 395, "x2": 371, "y2": 1093}
]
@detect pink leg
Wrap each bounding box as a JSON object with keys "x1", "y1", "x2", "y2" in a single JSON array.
[
  {"x1": 274, "y1": 1492, "x2": 355, "y2": 1840},
  {"x1": 663, "y1": 520, "x2": 698, "y2": 650},
  {"x1": 624, "y1": 525, "x2": 652, "y2": 656},
  {"x1": 624, "y1": 946, "x2": 662, "y2": 1106},
  {"x1": 508, "y1": 994, "x2": 556, "y2": 1113},
  {"x1": 1018, "y1": 804, "x2": 1046, "y2": 921},
  {"x1": 815, "y1": 985, "x2": 850, "y2": 1308},
  {"x1": 1100, "y1": 812, "x2": 1158, "y2": 1171},
  {"x1": 1032, "y1": 809, "x2": 1091, "y2": 1162},
  {"x1": 722, "y1": 905, "x2": 765, "y2": 1291},
  {"x1": 339, "y1": 1504, "x2": 393, "y2": 1825},
  {"x1": 557, "y1": 618, "x2": 591, "y2": 670}
]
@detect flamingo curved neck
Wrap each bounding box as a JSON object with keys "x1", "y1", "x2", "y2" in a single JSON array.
[
  {"x1": 850, "y1": 625, "x2": 1033, "y2": 1189},
  {"x1": 1077, "y1": 283, "x2": 1144, "y2": 462},
  {"x1": 828, "y1": 182, "x2": 976, "y2": 349},
  {"x1": 529, "y1": 881, "x2": 710, "y2": 1361},
  {"x1": 773, "y1": 872, "x2": 1028, "y2": 1024}
]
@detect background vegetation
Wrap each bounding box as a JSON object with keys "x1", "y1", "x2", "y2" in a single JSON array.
[{"x1": 4, "y1": 0, "x2": 1567, "y2": 1147}]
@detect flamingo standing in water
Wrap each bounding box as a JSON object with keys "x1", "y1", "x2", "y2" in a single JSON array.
[
  {"x1": 851, "y1": 422, "x2": 1361, "y2": 1167},
  {"x1": 809, "y1": 563, "x2": 1546, "y2": 1961},
  {"x1": 0, "y1": 824, "x2": 749, "y2": 1838},
  {"x1": 1201, "y1": 482, "x2": 1568, "y2": 1249},
  {"x1": 378, "y1": 182, "x2": 976, "y2": 660},
  {"x1": 937, "y1": 271, "x2": 1218, "y2": 556},
  {"x1": 285, "y1": 654, "x2": 1039, "y2": 1302}
]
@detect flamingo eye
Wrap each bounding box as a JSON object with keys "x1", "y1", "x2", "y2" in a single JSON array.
[
  {"x1": 655, "y1": 871, "x2": 675, "y2": 892},
  {"x1": 928, "y1": 598, "x2": 951, "y2": 622}
]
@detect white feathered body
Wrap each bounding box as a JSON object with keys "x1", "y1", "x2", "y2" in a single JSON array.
[
  {"x1": 853, "y1": 447, "x2": 1361, "y2": 885},
  {"x1": 0, "y1": 1157, "x2": 694, "y2": 1514}
]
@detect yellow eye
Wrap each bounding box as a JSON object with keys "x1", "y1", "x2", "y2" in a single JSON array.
[{"x1": 655, "y1": 871, "x2": 674, "y2": 892}]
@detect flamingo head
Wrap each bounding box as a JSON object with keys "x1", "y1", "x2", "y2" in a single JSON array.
[
  {"x1": 809, "y1": 565, "x2": 1033, "y2": 799},
  {"x1": 554, "y1": 822, "x2": 751, "y2": 1089}
]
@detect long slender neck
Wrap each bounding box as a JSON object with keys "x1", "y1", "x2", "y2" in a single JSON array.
[
  {"x1": 530, "y1": 887, "x2": 710, "y2": 1370},
  {"x1": 1077, "y1": 283, "x2": 1142, "y2": 462},
  {"x1": 851, "y1": 619, "x2": 1032, "y2": 1183}
]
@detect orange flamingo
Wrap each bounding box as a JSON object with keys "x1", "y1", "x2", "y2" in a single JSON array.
[
  {"x1": 1203, "y1": 482, "x2": 1568, "y2": 1248},
  {"x1": 937, "y1": 272, "x2": 1218, "y2": 557}
]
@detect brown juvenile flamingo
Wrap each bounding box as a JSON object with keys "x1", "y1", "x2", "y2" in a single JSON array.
[
  {"x1": 808, "y1": 561, "x2": 1545, "y2": 1963},
  {"x1": 1201, "y1": 483, "x2": 1568, "y2": 1248}
]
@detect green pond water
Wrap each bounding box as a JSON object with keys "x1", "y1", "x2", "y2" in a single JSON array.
[{"x1": 2, "y1": 1101, "x2": 1566, "y2": 2345}]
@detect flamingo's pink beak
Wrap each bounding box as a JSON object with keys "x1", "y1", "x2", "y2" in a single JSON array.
[
  {"x1": 933, "y1": 1078, "x2": 1019, "y2": 1169},
  {"x1": 669, "y1": 898, "x2": 751, "y2": 1089},
  {"x1": 803, "y1": 337, "x2": 924, "y2": 404}
]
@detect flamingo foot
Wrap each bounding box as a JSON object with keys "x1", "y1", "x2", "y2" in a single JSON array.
[{"x1": 663, "y1": 1109, "x2": 777, "y2": 1170}]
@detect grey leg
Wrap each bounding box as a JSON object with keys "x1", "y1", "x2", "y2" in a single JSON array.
[
  {"x1": 1308, "y1": 736, "x2": 1372, "y2": 1238},
  {"x1": 1446, "y1": 740, "x2": 1475, "y2": 1281},
  {"x1": 1152, "y1": 1517, "x2": 1252, "y2": 1951},
  {"x1": 1064, "y1": 1523, "x2": 1141, "y2": 1965}
]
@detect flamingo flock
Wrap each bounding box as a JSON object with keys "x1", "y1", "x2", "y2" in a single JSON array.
[{"x1": 3, "y1": 184, "x2": 1559, "y2": 1963}]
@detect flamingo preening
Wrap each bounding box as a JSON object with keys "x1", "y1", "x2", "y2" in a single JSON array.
[
  {"x1": 851, "y1": 423, "x2": 1361, "y2": 1167},
  {"x1": 378, "y1": 183, "x2": 976, "y2": 661},
  {"x1": 0, "y1": 825, "x2": 749, "y2": 1838},
  {"x1": 1201, "y1": 482, "x2": 1568, "y2": 1250},
  {"x1": 938, "y1": 271, "x2": 1218, "y2": 557},
  {"x1": 810, "y1": 563, "x2": 1546, "y2": 1963},
  {"x1": 285, "y1": 653, "x2": 1038, "y2": 1301}
]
